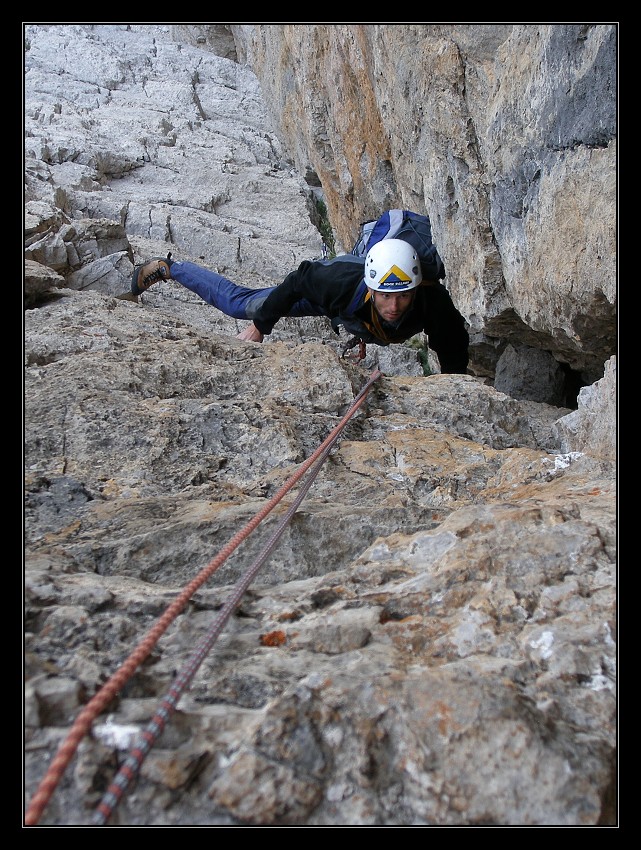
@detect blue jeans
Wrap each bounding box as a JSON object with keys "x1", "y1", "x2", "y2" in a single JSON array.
[{"x1": 170, "y1": 261, "x2": 327, "y2": 320}]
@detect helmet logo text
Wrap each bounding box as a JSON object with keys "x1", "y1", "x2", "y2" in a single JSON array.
[{"x1": 376, "y1": 264, "x2": 413, "y2": 289}]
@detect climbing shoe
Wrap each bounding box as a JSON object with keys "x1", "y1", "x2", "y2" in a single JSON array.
[{"x1": 131, "y1": 252, "x2": 173, "y2": 296}]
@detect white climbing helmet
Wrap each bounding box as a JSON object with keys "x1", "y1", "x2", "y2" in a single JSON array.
[{"x1": 364, "y1": 238, "x2": 422, "y2": 292}]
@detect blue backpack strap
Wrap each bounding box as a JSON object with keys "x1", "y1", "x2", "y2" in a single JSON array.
[{"x1": 343, "y1": 278, "x2": 369, "y2": 317}]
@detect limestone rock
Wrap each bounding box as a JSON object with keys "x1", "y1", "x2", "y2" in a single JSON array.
[{"x1": 23, "y1": 24, "x2": 617, "y2": 827}]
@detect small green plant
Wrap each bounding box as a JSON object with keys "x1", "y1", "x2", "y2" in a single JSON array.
[
  {"x1": 314, "y1": 197, "x2": 336, "y2": 258},
  {"x1": 407, "y1": 334, "x2": 432, "y2": 376},
  {"x1": 417, "y1": 347, "x2": 432, "y2": 376}
]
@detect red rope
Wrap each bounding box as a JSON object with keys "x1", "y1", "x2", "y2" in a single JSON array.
[
  {"x1": 25, "y1": 369, "x2": 382, "y2": 826},
  {"x1": 92, "y1": 394, "x2": 349, "y2": 825}
]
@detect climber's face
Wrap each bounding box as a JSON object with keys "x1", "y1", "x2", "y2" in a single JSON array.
[{"x1": 372, "y1": 290, "x2": 415, "y2": 323}]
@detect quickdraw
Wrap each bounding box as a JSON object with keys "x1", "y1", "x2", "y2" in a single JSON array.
[{"x1": 341, "y1": 336, "x2": 367, "y2": 360}]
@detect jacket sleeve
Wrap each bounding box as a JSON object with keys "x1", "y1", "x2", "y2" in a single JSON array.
[
  {"x1": 252, "y1": 256, "x2": 365, "y2": 335},
  {"x1": 423, "y1": 284, "x2": 470, "y2": 374}
]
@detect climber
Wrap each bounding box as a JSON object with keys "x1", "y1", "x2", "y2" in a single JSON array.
[{"x1": 129, "y1": 239, "x2": 469, "y2": 374}]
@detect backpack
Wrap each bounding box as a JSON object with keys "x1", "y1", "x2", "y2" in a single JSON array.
[{"x1": 351, "y1": 209, "x2": 446, "y2": 281}]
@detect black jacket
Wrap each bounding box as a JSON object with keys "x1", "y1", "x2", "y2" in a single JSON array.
[{"x1": 253, "y1": 255, "x2": 469, "y2": 374}]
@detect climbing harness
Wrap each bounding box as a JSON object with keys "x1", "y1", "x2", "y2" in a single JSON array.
[{"x1": 24, "y1": 368, "x2": 382, "y2": 827}]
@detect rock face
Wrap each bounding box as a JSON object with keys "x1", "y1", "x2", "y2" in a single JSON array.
[
  {"x1": 230, "y1": 24, "x2": 616, "y2": 391},
  {"x1": 24, "y1": 25, "x2": 617, "y2": 827}
]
